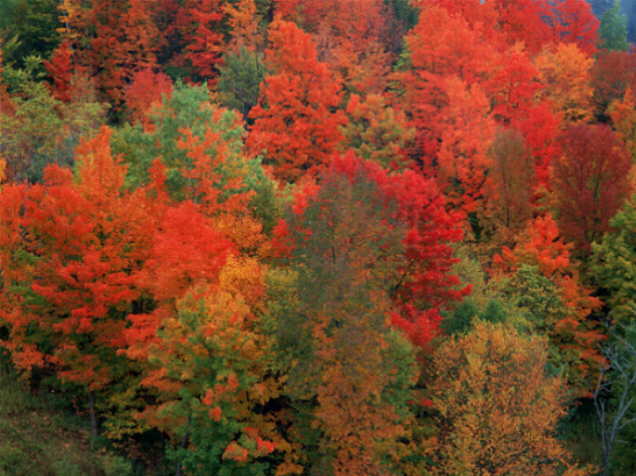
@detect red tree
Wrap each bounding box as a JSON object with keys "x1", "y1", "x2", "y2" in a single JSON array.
[
  {"x1": 44, "y1": 41, "x2": 74, "y2": 103},
  {"x1": 173, "y1": 0, "x2": 225, "y2": 81},
  {"x1": 247, "y1": 19, "x2": 345, "y2": 182},
  {"x1": 552, "y1": 124, "x2": 632, "y2": 252}
]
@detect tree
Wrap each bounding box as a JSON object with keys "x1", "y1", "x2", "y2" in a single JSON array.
[
  {"x1": 547, "y1": 0, "x2": 600, "y2": 55},
  {"x1": 426, "y1": 321, "x2": 592, "y2": 476},
  {"x1": 551, "y1": 124, "x2": 631, "y2": 252},
  {"x1": 59, "y1": 0, "x2": 160, "y2": 107},
  {"x1": 435, "y1": 77, "x2": 495, "y2": 215},
  {"x1": 0, "y1": 128, "x2": 155, "y2": 438},
  {"x1": 0, "y1": 75, "x2": 105, "y2": 183},
  {"x1": 591, "y1": 196, "x2": 636, "y2": 325},
  {"x1": 592, "y1": 50, "x2": 636, "y2": 116},
  {"x1": 493, "y1": 215, "x2": 605, "y2": 395},
  {"x1": 113, "y1": 82, "x2": 276, "y2": 250},
  {"x1": 483, "y1": 128, "x2": 534, "y2": 236},
  {"x1": 594, "y1": 324, "x2": 636, "y2": 476},
  {"x1": 609, "y1": 87, "x2": 636, "y2": 160},
  {"x1": 43, "y1": 40, "x2": 73, "y2": 103},
  {"x1": 398, "y1": 4, "x2": 496, "y2": 159},
  {"x1": 124, "y1": 69, "x2": 173, "y2": 127},
  {"x1": 340, "y1": 93, "x2": 415, "y2": 170},
  {"x1": 600, "y1": 0, "x2": 629, "y2": 51},
  {"x1": 217, "y1": 47, "x2": 265, "y2": 119},
  {"x1": 269, "y1": 153, "x2": 419, "y2": 475},
  {"x1": 0, "y1": 0, "x2": 61, "y2": 67},
  {"x1": 173, "y1": 0, "x2": 225, "y2": 82},
  {"x1": 247, "y1": 19, "x2": 345, "y2": 183},
  {"x1": 535, "y1": 42, "x2": 595, "y2": 123}
]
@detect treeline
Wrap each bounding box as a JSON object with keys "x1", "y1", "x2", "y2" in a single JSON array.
[{"x1": 1, "y1": 0, "x2": 636, "y2": 475}]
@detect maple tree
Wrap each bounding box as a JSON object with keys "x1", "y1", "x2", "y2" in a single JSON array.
[
  {"x1": 43, "y1": 40, "x2": 73, "y2": 103},
  {"x1": 0, "y1": 128, "x2": 155, "y2": 439},
  {"x1": 483, "y1": 128, "x2": 534, "y2": 238},
  {"x1": 58, "y1": 0, "x2": 160, "y2": 106},
  {"x1": 546, "y1": 0, "x2": 600, "y2": 55},
  {"x1": 247, "y1": 18, "x2": 345, "y2": 183},
  {"x1": 124, "y1": 68, "x2": 173, "y2": 127},
  {"x1": 592, "y1": 49, "x2": 636, "y2": 116},
  {"x1": 609, "y1": 87, "x2": 636, "y2": 161},
  {"x1": 172, "y1": 0, "x2": 225, "y2": 82},
  {"x1": 435, "y1": 77, "x2": 495, "y2": 215}
]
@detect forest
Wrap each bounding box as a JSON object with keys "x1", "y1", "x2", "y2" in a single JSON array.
[{"x1": 1, "y1": 0, "x2": 636, "y2": 475}]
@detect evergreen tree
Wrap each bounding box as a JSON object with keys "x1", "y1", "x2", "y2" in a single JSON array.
[{"x1": 600, "y1": 0, "x2": 629, "y2": 50}]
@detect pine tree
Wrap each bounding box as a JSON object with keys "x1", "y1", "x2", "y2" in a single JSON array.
[{"x1": 600, "y1": 0, "x2": 630, "y2": 50}]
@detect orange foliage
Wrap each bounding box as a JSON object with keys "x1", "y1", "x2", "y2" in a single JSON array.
[
  {"x1": 248, "y1": 19, "x2": 345, "y2": 182},
  {"x1": 493, "y1": 215, "x2": 605, "y2": 394}
]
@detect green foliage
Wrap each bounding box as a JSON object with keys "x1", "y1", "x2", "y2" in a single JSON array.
[
  {"x1": 591, "y1": 196, "x2": 636, "y2": 325},
  {"x1": 600, "y1": 0, "x2": 630, "y2": 51},
  {"x1": 146, "y1": 289, "x2": 280, "y2": 476},
  {"x1": 384, "y1": 0, "x2": 419, "y2": 31},
  {"x1": 112, "y1": 82, "x2": 279, "y2": 229},
  {"x1": 217, "y1": 47, "x2": 265, "y2": 119},
  {"x1": 440, "y1": 298, "x2": 506, "y2": 336},
  {"x1": 0, "y1": 66, "x2": 105, "y2": 182},
  {"x1": 269, "y1": 166, "x2": 418, "y2": 475},
  {"x1": 0, "y1": 0, "x2": 60, "y2": 67}
]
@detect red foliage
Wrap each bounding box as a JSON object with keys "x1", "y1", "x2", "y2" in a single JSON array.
[
  {"x1": 283, "y1": 151, "x2": 467, "y2": 348},
  {"x1": 551, "y1": 124, "x2": 632, "y2": 252},
  {"x1": 174, "y1": 0, "x2": 225, "y2": 81},
  {"x1": 125, "y1": 69, "x2": 173, "y2": 127},
  {"x1": 247, "y1": 19, "x2": 345, "y2": 182},
  {"x1": 0, "y1": 128, "x2": 154, "y2": 388},
  {"x1": 592, "y1": 49, "x2": 636, "y2": 112},
  {"x1": 44, "y1": 41, "x2": 74, "y2": 103},
  {"x1": 546, "y1": 0, "x2": 599, "y2": 55}
]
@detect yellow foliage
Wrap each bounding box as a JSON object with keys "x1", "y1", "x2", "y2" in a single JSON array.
[
  {"x1": 535, "y1": 42, "x2": 594, "y2": 123},
  {"x1": 427, "y1": 321, "x2": 595, "y2": 476}
]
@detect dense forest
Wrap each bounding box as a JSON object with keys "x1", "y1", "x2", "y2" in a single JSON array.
[{"x1": 1, "y1": 0, "x2": 636, "y2": 475}]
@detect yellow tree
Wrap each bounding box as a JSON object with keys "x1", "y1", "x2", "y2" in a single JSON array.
[
  {"x1": 535, "y1": 42, "x2": 595, "y2": 123},
  {"x1": 427, "y1": 321, "x2": 593, "y2": 476}
]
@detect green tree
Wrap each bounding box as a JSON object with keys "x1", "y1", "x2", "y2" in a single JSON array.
[
  {"x1": 111, "y1": 82, "x2": 279, "y2": 232},
  {"x1": 268, "y1": 155, "x2": 419, "y2": 475},
  {"x1": 0, "y1": 63, "x2": 105, "y2": 182},
  {"x1": 0, "y1": 0, "x2": 60, "y2": 67},
  {"x1": 600, "y1": 0, "x2": 630, "y2": 51},
  {"x1": 217, "y1": 46, "x2": 265, "y2": 120},
  {"x1": 591, "y1": 195, "x2": 636, "y2": 325}
]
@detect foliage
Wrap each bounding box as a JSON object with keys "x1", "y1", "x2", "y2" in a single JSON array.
[
  {"x1": 269, "y1": 154, "x2": 419, "y2": 475},
  {"x1": 426, "y1": 320, "x2": 593, "y2": 476},
  {"x1": 247, "y1": 18, "x2": 345, "y2": 182},
  {"x1": 600, "y1": 0, "x2": 630, "y2": 51},
  {"x1": 217, "y1": 46, "x2": 265, "y2": 119},
  {"x1": 551, "y1": 124, "x2": 631, "y2": 252},
  {"x1": 591, "y1": 195, "x2": 636, "y2": 325}
]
